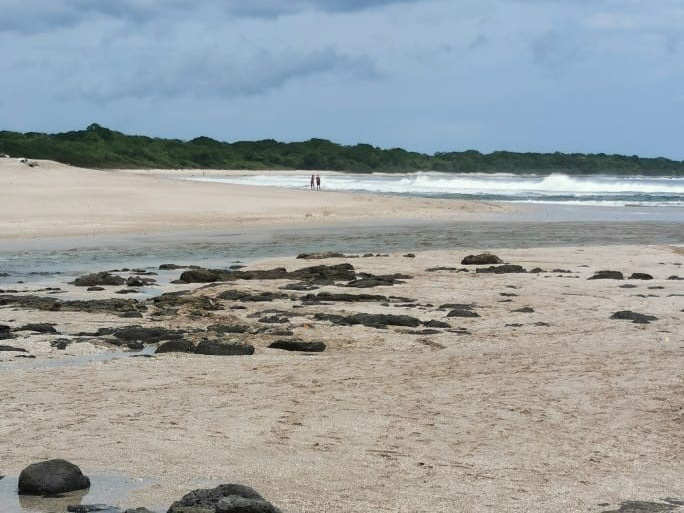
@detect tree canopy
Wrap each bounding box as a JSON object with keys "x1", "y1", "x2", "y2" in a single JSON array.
[{"x1": 1, "y1": 124, "x2": 682, "y2": 175}]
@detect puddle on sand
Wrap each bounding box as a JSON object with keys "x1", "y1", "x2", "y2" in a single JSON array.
[
  {"x1": 0, "y1": 345, "x2": 157, "y2": 370},
  {"x1": 0, "y1": 473, "x2": 159, "y2": 512}
]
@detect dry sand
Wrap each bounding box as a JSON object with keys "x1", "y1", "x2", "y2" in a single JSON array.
[
  {"x1": 0, "y1": 245, "x2": 682, "y2": 512},
  {"x1": 0, "y1": 159, "x2": 508, "y2": 240}
]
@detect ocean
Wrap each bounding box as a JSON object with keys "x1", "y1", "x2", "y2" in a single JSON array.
[{"x1": 187, "y1": 172, "x2": 684, "y2": 207}]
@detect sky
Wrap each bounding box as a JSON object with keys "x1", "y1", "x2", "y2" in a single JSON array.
[{"x1": 2, "y1": 0, "x2": 683, "y2": 159}]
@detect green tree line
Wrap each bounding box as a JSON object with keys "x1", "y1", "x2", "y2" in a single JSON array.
[{"x1": 1, "y1": 124, "x2": 682, "y2": 175}]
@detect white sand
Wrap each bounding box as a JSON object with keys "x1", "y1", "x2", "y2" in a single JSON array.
[
  {"x1": 0, "y1": 245, "x2": 682, "y2": 512},
  {"x1": 0, "y1": 159, "x2": 509, "y2": 240}
]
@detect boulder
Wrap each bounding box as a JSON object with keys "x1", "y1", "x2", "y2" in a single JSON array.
[
  {"x1": 18, "y1": 459, "x2": 90, "y2": 495},
  {"x1": 423, "y1": 320, "x2": 450, "y2": 328},
  {"x1": 667, "y1": 275, "x2": 682, "y2": 280},
  {"x1": 629, "y1": 273, "x2": 653, "y2": 280},
  {"x1": 195, "y1": 339, "x2": 255, "y2": 356},
  {"x1": 67, "y1": 506, "x2": 120, "y2": 513},
  {"x1": 512, "y1": 307, "x2": 535, "y2": 313},
  {"x1": 610, "y1": 311, "x2": 658, "y2": 324},
  {"x1": 17, "y1": 323, "x2": 58, "y2": 334},
  {"x1": 167, "y1": 484, "x2": 279, "y2": 513},
  {"x1": 476, "y1": 265, "x2": 526, "y2": 274},
  {"x1": 0, "y1": 324, "x2": 13, "y2": 340},
  {"x1": 71, "y1": 272, "x2": 125, "y2": 287},
  {"x1": 0, "y1": 344, "x2": 27, "y2": 352},
  {"x1": 156, "y1": 339, "x2": 195, "y2": 353},
  {"x1": 588, "y1": 270, "x2": 624, "y2": 280},
  {"x1": 296, "y1": 252, "x2": 345, "y2": 259},
  {"x1": 314, "y1": 312, "x2": 421, "y2": 329},
  {"x1": 446, "y1": 308, "x2": 480, "y2": 318},
  {"x1": 179, "y1": 269, "x2": 221, "y2": 283},
  {"x1": 461, "y1": 253, "x2": 503, "y2": 265},
  {"x1": 269, "y1": 340, "x2": 326, "y2": 352}
]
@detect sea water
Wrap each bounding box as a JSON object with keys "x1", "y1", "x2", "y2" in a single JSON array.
[{"x1": 187, "y1": 172, "x2": 684, "y2": 207}]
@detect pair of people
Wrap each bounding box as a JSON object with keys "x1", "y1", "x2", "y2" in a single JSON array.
[{"x1": 309, "y1": 174, "x2": 321, "y2": 190}]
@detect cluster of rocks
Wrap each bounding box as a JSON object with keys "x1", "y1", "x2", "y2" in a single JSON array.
[{"x1": 12, "y1": 459, "x2": 281, "y2": 512}]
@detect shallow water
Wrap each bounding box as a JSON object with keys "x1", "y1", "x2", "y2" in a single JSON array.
[
  {"x1": 0, "y1": 218, "x2": 682, "y2": 285},
  {"x1": 0, "y1": 345, "x2": 157, "y2": 371},
  {"x1": 0, "y1": 473, "x2": 157, "y2": 513}
]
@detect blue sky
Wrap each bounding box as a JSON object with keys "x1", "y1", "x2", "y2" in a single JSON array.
[{"x1": 2, "y1": 0, "x2": 683, "y2": 158}]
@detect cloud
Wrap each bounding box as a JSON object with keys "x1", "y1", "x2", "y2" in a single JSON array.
[{"x1": 73, "y1": 47, "x2": 381, "y2": 102}]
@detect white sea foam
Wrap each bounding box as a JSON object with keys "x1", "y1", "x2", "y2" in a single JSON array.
[{"x1": 186, "y1": 172, "x2": 684, "y2": 206}]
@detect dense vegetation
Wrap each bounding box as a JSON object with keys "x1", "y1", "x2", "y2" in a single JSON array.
[{"x1": 1, "y1": 124, "x2": 682, "y2": 175}]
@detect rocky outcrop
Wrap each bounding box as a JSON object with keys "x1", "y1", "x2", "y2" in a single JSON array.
[
  {"x1": 94, "y1": 326, "x2": 186, "y2": 345},
  {"x1": 301, "y1": 292, "x2": 388, "y2": 303},
  {"x1": 588, "y1": 270, "x2": 624, "y2": 280},
  {"x1": 345, "y1": 273, "x2": 411, "y2": 288},
  {"x1": 314, "y1": 312, "x2": 422, "y2": 329},
  {"x1": 296, "y1": 252, "x2": 345, "y2": 259},
  {"x1": 0, "y1": 324, "x2": 13, "y2": 340},
  {"x1": 475, "y1": 265, "x2": 526, "y2": 274},
  {"x1": 179, "y1": 263, "x2": 356, "y2": 285},
  {"x1": 218, "y1": 290, "x2": 289, "y2": 302},
  {"x1": 195, "y1": 339, "x2": 255, "y2": 356},
  {"x1": 269, "y1": 340, "x2": 326, "y2": 352},
  {"x1": 71, "y1": 272, "x2": 125, "y2": 287},
  {"x1": 610, "y1": 311, "x2": 658, "y2": 324},
  {"x1": 629, "y1": 273, "x2": 653, "y2": 280},
  {"x1": 167, "y1": 483, "x2": 280, "y2": 513},
  {"x1": 18, "y1": 459, "x2": 90, "y2": 495},
  {"x1": 156, "y1": 339, "x2": 196, "y2": 353},
  {"x1": 0, "y1": 295, "x2": 145, "y2": 315},
  {"x1": 0, "y1": 344, "x2": 27, "y2": 352},
  {"x1": 16, "y1": 323, "x2": 58, "y2": 333},
  {"x1": 461, "y1": 253, "x2": 503, "y2": 265}
]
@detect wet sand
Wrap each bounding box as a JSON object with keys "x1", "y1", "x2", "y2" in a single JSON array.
[{"x1": 0, "y1": 245, "x2": 682, "y2": 512}]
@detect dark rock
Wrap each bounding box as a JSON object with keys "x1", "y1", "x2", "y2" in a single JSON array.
[
  {"x1": 153, "y1": 291, "x2": 220, "y2": 311},
  {"x1": 0, "y1": 344, "x2": 27, "y2": 352},
  {"x1": 269, "y1": 340, "x2": 326, "y2": 352},
  {"x1": 667, "y1": 275, "x2": 682, "y2": 280},
  {"x1": 610, "y1": 310, "x2": 658, "y2": 324},
  {"x1": 18, "y1": 459, "x2": 90, "y2": 495},
  {"x1": 279, "y1": 282, "x2": 319, "y2": 291},
  {"x1": 301, "y1": 292, "x2": 387, "y2": 303},
  {"x1": 407, "y1": 329, "x2": 441, "y2": 335},
  {"x1": 167, "y1": 483, "x2": 275, "y2": 513},
  {"x1": 0, "y1": 324, "x2": 13, "y2": 340},
  {"x1": 314, "y1": 312, "x2": 421, "y2": 329},
  {"x1": 17, "y1": 322, "x2": 58, "y2": 334},
  {"x1": 346, "y1": 273, "x2": 411, "y2": 288},
  {"x1": 296, "y1": 252, "x2": 345, "y2": 259},
  {"x1": 67, "y1": 505, "x2": 120, "y2": 513},
  {"x1": 215, "y1": 496, "x2": 282, "y2": 512},
  {"x1": 87, "y1": 286, "x2": 105, "y2": 292},
  {"x1": 512, "y1": 307, "x2": 535, "y2": 313},
  {"x1": 119, "y1": 311, "x2": 144, "y2": 318},
  {"x1": 552, "y1": 269, "x2": 573, "y2": 273},
  {"x1": 534, "y1": 322, "x2": 551, "y2": 327},
  {"x1": 179, "y1": 268, "x2": 222, "y2": 283},
  {"x1": 159, "y1": 263, "x2": 200, "y2": 270},
  {"x1": 0, "y1": 272, "x2": 9, "y2": 277},
  {"x1": 116, "y1": 289, "x2": 139, "y2": 294},
  {"x1": 601, "y1": 499, "x2": 683, "y2": 512},
  {"x1": 218, "y1": 290, "x2": 289, "y2": 302},
  {"x1": 258, "y1": 315, "x2": 290, "y2": 324},
  {"x1": 438, "y1": 303, "x2": 476, "y2": 311},
  {"x1": 619, "y1": 284, "x2": 638, "y2": 289},
  {"x1": 403, "y1": 253, "x2": 416, "y2": 258},
  {"x1": 476, "y1": 265, "x2": 526, "y2": 274},
  {"x1": 292, "y1": 263, "x2": 357, "y2": 283},
  {"x1": 71, "y1": 272, "x2": 125, "y2": 287},
  {"x1": 207, "y1": 324, "x2": 250, "y2": 334},
  {"x1": 195, "y1": 339, "x2": 255, "y2": 356},
  {"x1": 648, "y1": 286, "x2": 665, "y2": 290},
  {"x1": 126, "y1": 341, "x2": 144, "y2": 350},
  {"x1": 629, "y1": 273, "x2": 653, "y2": 280},
  {"x1": 500, "y1": 292, "x2": 518, "y2": 297},
  {"x1": 14, "y1": 354, "x2": 35, "y2": 358},
  {"x1": 506, "y1": 323, "x2": 523, "y2": 327},
  {"x1": 51, "y1": 338, "x2": 71, "y2": 350},
  {"x1": 529, "y1": 267, "x2": 544, "y2": 273},
  {"x1": 588, "y1": 270, "x2": 624, "y2": 280},
  {"x1": 95, "y1": 325, "x2": 186, "y2": 344},
  {"x1": 446, "y1": 308, "x2": 480, "y2": 318},
  {"x1": 156, "y1": 339, "x2": 195, "y2": 353},
  {"x1": 461, "y1": 253, "x2": 503, "y2": 265},
  {"x1": 426, "y1": 266, "x2": 462, "y2": 272},
  {"x1": 423, "y1": 320, "x2": 450, "y2": 328},
  {"x1": 180, "y1": 263, "x2": 356, "y2": 285},
  {"x1": 124, "y1": 509, "x2": 154, "y2": 513},
  {"x1": 127, "y1": 276, "x2": 155, "y2": 287}
]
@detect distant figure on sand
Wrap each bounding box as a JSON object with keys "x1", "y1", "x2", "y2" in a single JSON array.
[
  {"x1": 316, "y1": 174, "x2": 321, "y2": 191},
  {"x1": 310, "y1": 174, "x2": 315, "y2": 190}
]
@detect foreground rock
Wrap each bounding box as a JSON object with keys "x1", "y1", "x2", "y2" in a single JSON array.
[
  {"x1": 610, "y1": 310, "x2": 658, "y2": 324},
  {"x1": 71, "y1": 272, "x2": 125, "y2": 287},
  {"x1": 476, "y1": 265, "x2": 526, "y2": 274},
  {"x1": 93, "y1": 325, "x2": 186, "y2": 345},
  {"x1": 156, "y1": 339, "x2": 196, "y2": 353},
  {"x1": 269, "y1": 340, "x2": 326, "y2": 352},
  {"x1": 0, "y1": 324, "x2": 13, "y2": 340},
  {"x1": 0, "y1": 294, "x2": 145, "y2": 315},
  {"x1": 179, "y1": 264, "x2": 356, "y2": 284},
  {"x1": 16, "y1": 323, "x2": 58, "y2": 333},
  {"x1": 629, "y1": 273, "x2": 654, "y2": 280},
  {"x1": 588, "y1": 270, "x2": 624, "y2": 280},
  {"x1": 195, "y1": 339, "x2": 255, "y2": 355},
  {"x1": 18, "y1": 459, "x2": 90, "y2": 495},
  {"x1": 314, "y1": 312, "x2": 422, "y2": 329},
  {"x1": 461, "y1": 253, "x2": 503, "y2": 265},
  {"x1": 296, "y1": 251, "x2": 345, "y2": 259},
  {"x1": 167, "y1": 483, "x2": 281, "y2": 513},
  {"x1": 0, "y1": 344, "x2": 27, "y2": 352}
]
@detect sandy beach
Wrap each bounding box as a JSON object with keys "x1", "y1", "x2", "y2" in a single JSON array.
[
  {"x1": 0, "y1": 159, "x2": 508, "y2": 240},
  {"x1": 0, "y1": 158, "x2": 682, "y2": 513}
]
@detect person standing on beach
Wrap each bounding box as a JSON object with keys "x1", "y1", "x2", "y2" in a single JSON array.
[
  {"x1": 310, "y1": 174, "x2": 315, "y2": 190},
  {"x1": 316, "y1": 174, "x2": 321, "y2": 191}
]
